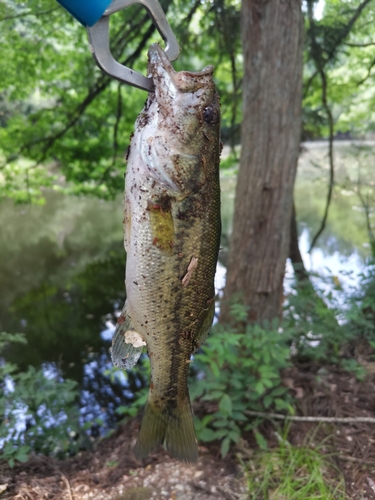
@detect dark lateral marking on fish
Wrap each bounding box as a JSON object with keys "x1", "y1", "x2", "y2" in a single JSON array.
[{"x1": 165, "y1": 358, "x2": 181, "y2": 406}]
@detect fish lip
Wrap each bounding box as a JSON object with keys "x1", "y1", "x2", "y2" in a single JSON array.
[
  {"x1": 148, "y1": 43, "x2": 215, "y2": 93},
  {"x1": 148, "y1": 43, "x2": 175, "y2": 77}
]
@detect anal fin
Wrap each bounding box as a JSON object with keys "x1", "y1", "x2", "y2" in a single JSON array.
[{"x1": 111, "y1": 308, "x2": 145, "y2": 370}]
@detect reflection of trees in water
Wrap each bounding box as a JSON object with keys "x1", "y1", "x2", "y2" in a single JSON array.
[
  {"x1": 295, "y1": 145, "x2": 375, "y2": 261},
  {"x1": 3, "y1": 248, "x2": 149, "y2": 429},
  {"x1": 5, "y1": 250, "x2": 125, "y2": 378}
]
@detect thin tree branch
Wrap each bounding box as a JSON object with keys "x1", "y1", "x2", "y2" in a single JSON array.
[
  {"x1": 0, "y1": 7, "x2": 60, "y2": 22},
  {"x1": 357, "y1": 189, "x2": 375, "y2": 243},
  {"x1": 303, "y1": 0, "x2": 372, "y2": 98},
  {"x1": 182, "y1": 0, "x2": 202, "y2": 26},
  {"x1": 244, "y1": 410, "x2": 375, "y2": 424},
  {"x1": 356, "y1": 56, "x2": 375, "y2": 85},
  {"x1": 344, "y1": 41, "x2": 375, "y2": 47},
  {"x1": 307, "y1": 1, "x2": 335, "y2": 253},
  {"x1": 99, "y1": 82, "x2": 124, "y2": 184}
]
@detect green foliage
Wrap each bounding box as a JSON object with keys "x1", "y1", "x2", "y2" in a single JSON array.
[
  {"x1": 0, "y1": 331, "x2": 81, "y2": 467},
  {"x1": 243, "y1": 430, "x2": 345, "y2": 499},
  {"x1": 284, "y1": 266, "x2": 375, "y2": 368},
  {"x1": 302, "y1": 0, "x2": 375, "y2": 139},
  {"x1": 191, "y1": 305, "x2": 293, "y2": 457},
  {"x1": 345, "y1": 266, "x2": 375, "y2": 341},
  {"x1": 115, "y1": 390, "x2": 148, "y2": 419},
  {"x1": 0, "y1": 0, "x2": 242, "y2": 202},
  {"x1": 107, "y1": 357, "x2": 150, "y2": 419},
  {"x1": 284, "y1": 279, "x2": 345, "y2": 363}
]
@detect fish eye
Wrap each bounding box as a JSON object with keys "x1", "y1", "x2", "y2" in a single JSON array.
[{"x1": 203, "y1": 106, "x2": 217, "y2": 125}]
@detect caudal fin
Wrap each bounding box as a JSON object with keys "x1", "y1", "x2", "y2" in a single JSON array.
[{"x1": 134, "y1": 395, "x2": 198, "y2": 463}]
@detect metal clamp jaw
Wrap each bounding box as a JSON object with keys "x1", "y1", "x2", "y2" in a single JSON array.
[{"x1": 87, "y1": 0, "x2": 180, "y2": 92}]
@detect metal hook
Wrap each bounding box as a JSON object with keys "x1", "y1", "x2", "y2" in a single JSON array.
[{"x1": 87, "y1": 0, "x2": 180, "y2": 92}]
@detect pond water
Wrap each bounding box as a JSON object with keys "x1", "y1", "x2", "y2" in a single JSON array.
[{"x1": 1, "y1": 141, "x2": 374, "y2": 433}]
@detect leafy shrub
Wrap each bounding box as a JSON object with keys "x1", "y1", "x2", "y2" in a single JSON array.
[
  {"x1": 191, "y1": 305, "x2": 293, "y2": 457},
  {"x1": 0, "y1": 332, "x2": 81, "y2": 467},
  {"x1": 345, "y1": 266, "x2": 375, "y2": 343},
  {"x1": 283, "y1": 275, "x2": 346, "y2": 363},
  {"x1": 284, "y1": 267, "x2": 375, "y2": 369}
]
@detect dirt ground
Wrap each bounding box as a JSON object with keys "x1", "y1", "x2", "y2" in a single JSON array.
[{"x1": 2, "y1": 365, "x2": 375, "y2": 500}]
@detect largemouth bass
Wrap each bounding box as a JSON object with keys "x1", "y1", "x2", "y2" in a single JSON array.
[{"x1": 112, "y1": 43, "x2": 221, "y2": 463}]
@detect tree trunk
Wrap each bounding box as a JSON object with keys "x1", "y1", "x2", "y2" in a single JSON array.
[
  {"x1": 289, "y1": 201, "x2": 309, "y2": 283},
  {"x1": 220, "y1": 0, "x2": 303, "y2": 323}
]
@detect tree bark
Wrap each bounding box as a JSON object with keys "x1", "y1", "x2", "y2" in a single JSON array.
[
  {"x1": 221, "y1": 0, "x2": 303, "y2": 323},
  {"x1": 289, "y1": 201, "x2": 309, "y2": 283}
]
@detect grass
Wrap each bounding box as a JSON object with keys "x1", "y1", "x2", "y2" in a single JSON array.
[{"x1": 242, "y1": 432, "x2": 345, "y2": 500}]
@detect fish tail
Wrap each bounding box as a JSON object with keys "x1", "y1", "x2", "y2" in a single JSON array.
[{"x1": 134, "y1": 394, "x2": 198, "y2": 463}]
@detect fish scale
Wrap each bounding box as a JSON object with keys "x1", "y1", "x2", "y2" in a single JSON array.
[{"x1": 111, "y1": 43, "x2": 221, "y2": 462}]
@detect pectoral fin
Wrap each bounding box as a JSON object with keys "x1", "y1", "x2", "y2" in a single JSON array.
[{"x1": 111, "y1": 310, "x2": 145, "y2": 370}]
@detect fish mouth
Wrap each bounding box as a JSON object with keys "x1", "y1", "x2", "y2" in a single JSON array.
[{"x1": 148, "y1": 43, "x2": 215, "y2": 95}]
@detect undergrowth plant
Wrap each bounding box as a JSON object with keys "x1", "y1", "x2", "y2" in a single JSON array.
[
  {"x1": 191, "y1": 304, "x2": 293, "y2": 457},
  {"x1": 242, "y1": 428, "x2": 345, "y2": 500},
  {"x1": 284, "y1": 266, "x2": 375, "y2": 376},
  {"x1": 0, "y1": 332, "x2": 81, "y2": 467}
]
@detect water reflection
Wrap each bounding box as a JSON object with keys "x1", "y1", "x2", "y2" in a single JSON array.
[
  {"x1": 295, "y1": 141, "x2": 375, "y2": 260},
  {"x1": 0, "y1": 192, "x2": 146, "y2": 431}
]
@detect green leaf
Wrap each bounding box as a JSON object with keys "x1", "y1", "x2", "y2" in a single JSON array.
[
  {"x1": 219, "y1": 394, "x2": 233, "y2": 416},
  {"x1": 211, "y1": 361, "x2": 221, "y2": 378},
  {"x1": 232, "y1": 411, "x2": 247, "y2": 421},
  {"x1": 15, "y1": 446, "x2": 30, "y2": 463},
  {"x1": 275, "y1": 398, "x2": 290, "y2": 411},
  {"x1": 220, "y1": 437, "x2": 231, "y2": 457},
  {"x1": 254, "y1": 430, "x2": 268, "y2": 450},
  {"x1": 198, "y1": 428, "x2": 218, "y2": 442},
  {"x1": 106, "y1": 460, "x2": 119, "y2": 467},
  {"x1": 228, "y1": 429, "x2": 241, "y2": 443},
  {"x1": 254, "y1": 381, "x2": 265, "y2": 395},
  {"x1": 263, "y1": 394, "x2": 273, "y2": 409},
  {"x1": 213, "y1": 419, "x2": 230, "y2": 428},
  {"x1": 215, "y1": 429, "x2": 231, "y2": 439},
  {"x1": 270, "y1": 386, "x2": 288, "y2": 397}
]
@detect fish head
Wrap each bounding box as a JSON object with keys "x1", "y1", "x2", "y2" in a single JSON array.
[
  {"x1": 146, "y1": 44, "x2": 220, "y2": 180},
  {"x1": 148, "y1": 44, "x2": 220, "y2": 147}
]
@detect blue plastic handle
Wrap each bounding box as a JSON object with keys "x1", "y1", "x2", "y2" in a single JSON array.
[{"x1": 56, "y1": 0, "x2": 112, "y2": 27}]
